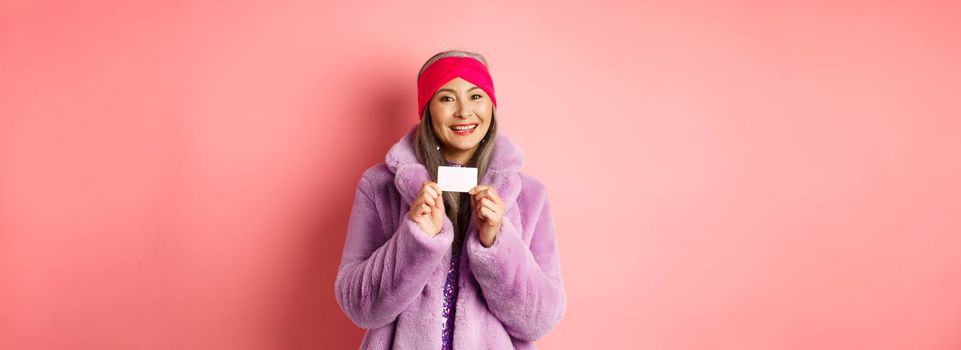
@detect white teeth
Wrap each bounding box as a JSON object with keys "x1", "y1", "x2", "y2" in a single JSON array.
[{"x1": 451, "y1": 124, "x2": 477, "y2": 131}]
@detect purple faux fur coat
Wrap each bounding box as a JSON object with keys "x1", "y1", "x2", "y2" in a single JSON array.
[{"x1": 335, "y1": 126, "x2": 567, "y2": 349}]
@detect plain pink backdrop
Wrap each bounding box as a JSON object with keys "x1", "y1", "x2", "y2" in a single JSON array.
[{"x1": 2, "y1": 0, "x2": 960, "y2": 349}]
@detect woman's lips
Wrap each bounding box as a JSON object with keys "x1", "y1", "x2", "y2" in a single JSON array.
[{"x1": 450, "y1": 123, "x2": 478, "y2": 136}]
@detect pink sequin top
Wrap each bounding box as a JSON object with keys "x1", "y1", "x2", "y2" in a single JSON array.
[{"x1": 440, "y1": 160, "x2": 463, "y2": 349}]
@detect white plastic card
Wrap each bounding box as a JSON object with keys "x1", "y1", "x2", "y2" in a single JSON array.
[{"x1": 437, "y1": 166, "x2": 478, "y2": 193}]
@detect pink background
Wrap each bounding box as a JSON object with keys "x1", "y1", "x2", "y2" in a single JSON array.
[{"x1": 2, "y1": 1, "x2": 960, "y2": 349}]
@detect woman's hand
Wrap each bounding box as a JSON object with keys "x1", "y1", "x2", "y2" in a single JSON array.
[
  {"x1": 469, "y1": 185, "x2": 505, "y2": 247},
  {"x1": 408, "y1": 181, "x2": 446, "y2": 237}
]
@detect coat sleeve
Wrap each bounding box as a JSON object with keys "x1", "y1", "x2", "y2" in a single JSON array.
[
  {"x1": 466, "y1": 180, "x2": 567, "y2": 341},
  {"x1": 335, "y1": 175, "x2": 454, "y2": 329}
]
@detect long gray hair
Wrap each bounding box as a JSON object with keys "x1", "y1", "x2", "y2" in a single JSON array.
[{"x1": 414, "y1": 50, "x2": 498, "y2": 250}]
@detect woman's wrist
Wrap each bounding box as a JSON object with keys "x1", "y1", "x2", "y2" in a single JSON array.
[{"x1": 480, "y1": 234, "x2": 496, "y2": 248}]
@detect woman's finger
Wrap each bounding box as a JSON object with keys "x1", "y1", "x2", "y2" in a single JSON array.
[
  {"x1": 487, "y1": 188, "x2": 502, "y2": 204},
  {"x1": 423, "y1": 185, "x2": 438, "y2": 199},
  {"x1": 478, "y1": 187, "x2": 501, "y2": 205},
  {"x1": 481, "y1": 203, "x2": 500, "y2": 222},
  {"x1": 469, "y1": 185, "x2": 491, "y2": 195},
  {"x1": 471, "y1": 185, "x2": 485, "y2": 194},
  {"x1": 476, "y1": 199, "x2": 497, "y2": 215},
  {"x1": 479, "y1": 198, "x2": 497, "y2": 213},
  {"x1": 421, "y1": 181, "x2": 437, "y2": 195},
  {"x1": 480, "y1": 207, "x2": 497, "y2": 223},
  {"x1": 474, "y1": 187, "x2": 501, "y2": 204},
  {"x1": 471, "y1": 188, "x2": 489, "y2": 202}
]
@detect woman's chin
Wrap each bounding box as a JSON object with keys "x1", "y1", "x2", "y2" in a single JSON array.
[{"x1": 445, "y1": 141, "x2": 480, "y2": 153}]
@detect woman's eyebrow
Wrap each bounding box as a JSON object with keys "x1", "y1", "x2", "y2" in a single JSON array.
[{"x1": 436, "y1": 86, "x2": 481, "y2": 94}]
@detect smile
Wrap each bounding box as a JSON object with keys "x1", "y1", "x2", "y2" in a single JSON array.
[{"x1": 450, "y1": 123, "x2": 478, "y2": 135}]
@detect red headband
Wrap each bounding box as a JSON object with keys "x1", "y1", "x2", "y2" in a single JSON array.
[{"x1": 417, "y1": 56, "x2": 497, "y2": 119}]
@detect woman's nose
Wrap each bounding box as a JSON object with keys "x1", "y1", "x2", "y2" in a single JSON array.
[{"x1": 456, "y1": 103, "x2": 471, "y2": 118}]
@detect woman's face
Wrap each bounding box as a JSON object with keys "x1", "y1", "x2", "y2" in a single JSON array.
[{"x1": 429, "y1": 77, "x2": 494, "y2": 160}]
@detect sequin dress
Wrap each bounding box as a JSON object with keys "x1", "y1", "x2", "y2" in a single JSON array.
[
  {"x1": 440, "y1": 244, "x2": 461, "y2": 349},
  {"x1": 440, "y1": 160, "x2": 464, "y2": 349}
]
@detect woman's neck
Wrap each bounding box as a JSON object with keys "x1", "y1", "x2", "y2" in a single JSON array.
[{"x1": 443, "y1": 148, "x2": 476, "y2": 166}]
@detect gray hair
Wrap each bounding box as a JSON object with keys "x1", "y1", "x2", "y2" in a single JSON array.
[{"x1": 414, "y1": 50, "x2": 498, "y2": 250}]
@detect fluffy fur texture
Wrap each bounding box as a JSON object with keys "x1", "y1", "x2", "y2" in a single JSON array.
[{"x1": 335, "y1": 126, "x2": 567, "y2": 349}]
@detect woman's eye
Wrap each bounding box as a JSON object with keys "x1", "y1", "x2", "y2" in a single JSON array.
[
  {"x1": 472, "y1": 94, "x2": 482, "y2": 99},
  {"x1": 440, "y1": 96, "x2": 453, "y2": 102}
]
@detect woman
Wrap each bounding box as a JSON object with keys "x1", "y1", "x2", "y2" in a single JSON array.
[{"x1": 335, "y1": 50, "x2": 566, "y2": 349}]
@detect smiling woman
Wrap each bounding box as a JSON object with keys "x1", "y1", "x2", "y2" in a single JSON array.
[
  {"x1": 334, "y1": 50, "x2": 567, "y2": 349},
  {"x1": 416, "y1": 53, "x2": 499, "y2": 253}
]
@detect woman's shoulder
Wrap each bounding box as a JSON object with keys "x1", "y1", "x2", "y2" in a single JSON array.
[
  {"x1": 517, "y1": 171, "x2": 550, "y2": 203},
  {"x1": 361, "y1": 162, "x2": 393, "y2": 181},
  {"x1": 356, "y1": 163, "x2": 395, "y2": 196}
]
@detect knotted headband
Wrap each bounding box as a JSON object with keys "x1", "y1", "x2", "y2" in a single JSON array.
[{"x1": 417, "y1": 56, "x2": 497, "y2": 120}]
